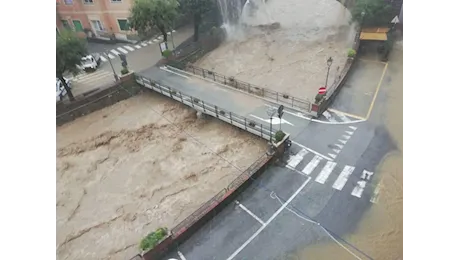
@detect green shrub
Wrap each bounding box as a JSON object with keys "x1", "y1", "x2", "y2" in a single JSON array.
[
  {"x1": 139, "y1": 227, "x2": 168, "y2": 251},
  {"x1": 121, "y1": 67, "x2": 129, "y2": 75},
  {"x1": 274, "y1": 130, "x2": 286, "y2": 143},
  {"x1": 162, "y1": 49, "x2": 172, "y2": 58},
  {"x1": 347, "y1": 49, "x2": 357, "y2": 58},
  {"x1": 315, "y1": 93, "x2": 325, "y2": 103}
]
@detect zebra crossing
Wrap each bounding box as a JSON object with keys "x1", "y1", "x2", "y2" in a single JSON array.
[
  {"x1": 285, "y1": 148, "x2": 379, "y2": 202},
  {"x1": 96, "y1": 30, "x2": 177, "y2": 63}
]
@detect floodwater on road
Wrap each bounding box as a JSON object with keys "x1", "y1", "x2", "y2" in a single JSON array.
[
  {"x1": 198, "y1": 0, "x2": 356, "y2": 102},
  {"x1": 291, "y1": 43, "x2": 403, "y2": 260}
]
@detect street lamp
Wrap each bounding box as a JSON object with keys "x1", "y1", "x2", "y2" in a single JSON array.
[
  {"x1": 104, "y1": 51, "x2": 119, "y2": 81},
  {"x1": 325, "y1": 57, "x2": 333, "y2": 88},
  {"x1": 266, "y1": 107, "x2": 277, "y2": 143}
]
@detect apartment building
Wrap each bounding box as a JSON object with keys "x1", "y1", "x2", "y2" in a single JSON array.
[{"x1": 56, "y1": 0, "x2": 136, "y2": 40}]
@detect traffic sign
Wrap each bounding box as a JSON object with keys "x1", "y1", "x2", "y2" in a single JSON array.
[{"x1": 318, "y1": 87, "x2": 327, "y2": 95}]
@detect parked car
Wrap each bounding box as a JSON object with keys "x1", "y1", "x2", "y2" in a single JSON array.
[
  {"x1": 79, "y1": 53, "x2": 102, "y2": 72},
  {"x1": 56, "y1": 77, "x2": 72, "y2": 102}
]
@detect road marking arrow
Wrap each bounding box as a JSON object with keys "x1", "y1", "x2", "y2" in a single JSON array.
[{"x1": 250, "y1": 115, "x2": 294, "y2": 126}]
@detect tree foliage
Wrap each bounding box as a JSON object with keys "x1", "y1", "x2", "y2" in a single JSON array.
[
  {"x1": 351, "y1": 0, "x2": 393, "y2": 27},
  {"x1": 56, "y1": 30, "x2": 87, "y2": 101},
  {"x1": 179, "y1": 0, "x2": 215, "y2": 41},
  {"x1": 129, "y1": 0, "x2": 179, "y2": 41}
]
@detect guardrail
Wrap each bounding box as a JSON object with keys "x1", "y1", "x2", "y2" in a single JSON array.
[
  {"x1": 171, "y1": 63, "x2": 312, "y2": 113},
  {"x1": 134, "y1": 74, "x2": 274, "y2": 141}
]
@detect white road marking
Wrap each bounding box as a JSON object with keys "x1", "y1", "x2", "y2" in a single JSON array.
[
  {"x1": 263, "y1": 104, "x2": 366, "y2": 125},
  {"x1": 73, "y1": 71, "x2": 113, "y2": 84},
  {"x1": 302, "y1": 155, "x2": 322, "y2": 175},
  {"x1": 335, "y1": 144, "x2": 344, "y2": 149},
  {"x1": 315, "y1": 161, "x2": 337, "y2": 184},
  {"x1": 345, "y1": 131, "x2": 354, "y2": 135},
  {"x1": 124, "y1": 45, "x2": 135, "y2": 51},
  {"x1": 157, "y1": 36, "x2": 163, "y2": 40},
  {"x1": 135, "y1": 45, "x2": 142, "y2": 49},
  {"x1": 117, "y1": 47, "x2": 129, "y2": 54},
  {"x1": 160, "y1": 66, "x2": 190, "y2": 79},
  {"x1": 141, "y1": 42, "x2": 148, "y2": 47},
  {"x1": 172, "y1": 29, "x2": 176, "y2": 32},
  {"x1": 108, "y1": 54, "x2": 115, "y2": 59},
  {"x1": 287, "y1": 149, "x2": 309, "y2": 168},
  {"x1": 351, "y1": 180, "x2": 367, "y2": 198},
  {"x1": 250, "y1": 114, "x2": 294, "y2": 126},
  {"x1": 338, "y1": 139, "x2": 347, "y2": 144},
  {"x1": 178, "y1": 251, "x2": 186, "y2": 260},
  {"x1": 167, "y1": 31, "x2": 172, "y2": 35},
  {"x1": 370, "y1": 184, "x2": 381, "y2": 204},
  {"x1": 332, "y1": 148, "x2": 341, "y2": 154},
  {"x1": 291, "y1": 141, "x2": 333, "y2": 161},
  {"x1": 328, "y1": 153, "x2": 337, "y2": 159},
  {"x1": 235, "y1": 201, "x2": 265, "y2": 225},
  {"x1": 361, "y1": 170, "x2": 374, "y2": 180},
  {"x1": 100, "y1": 56, "x2": 107, "y2": 62},
  {"x1": 323, "y1": 110, "x2": 337, "y2": 122},
  {"x1": 148, "y1": 41, "x2": 153, "y2": 44},
  {"x1": 342, "y1": 135, "x2": 351, "y2": 140},
  {"x1": 335, "y1": 111, "x2": 351, "y2": 122},
  {"x1": 349, "y1": 126, "x2": 358, "y2": 130},
  {"x1": 332, "y1": 166, "x2": 355, "y2": 191},
  {"x1": 226, "y1": 177, "x2": 312, "y2": 260},
  {"x1": 110, "y1": 49, "x2": 120, "y2": 55},
  {"x1": 154, "y1": 39, "x2": 159, "y2": 42}
]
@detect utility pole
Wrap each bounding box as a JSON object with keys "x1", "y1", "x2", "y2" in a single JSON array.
[{"x1": 105, "y1": 51, "x2": 119, "y2": 81}]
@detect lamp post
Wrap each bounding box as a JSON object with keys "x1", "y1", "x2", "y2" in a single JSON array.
[
  {"x1": 105, "y1": 51, "x2": 119, "y2": 81},
  {"x1": 325, "y1": 57, "x2": 333, "y2": 88},
  {"x1": 266, "y1": 107, "x2": 277, "y2": 143}
]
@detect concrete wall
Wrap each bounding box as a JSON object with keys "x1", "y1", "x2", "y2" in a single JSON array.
[{"x1": 56, "y1": 73, "x2": 140, "y2": 126}]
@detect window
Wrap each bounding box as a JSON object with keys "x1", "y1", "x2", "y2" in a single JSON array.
[
  {"x1": 73, "y1": 20, "x2": 83, "y2": 32},
  {"x1": 111, "y1": 0, "x2": 122, "y2": 3},
  {"x1": 117, "y1": 19, "x2": 129, "y2": 31},
  {"x1": 64, "y1": 0, "x2": 73, "y2": 5},
  {"x1": 83, "y1": 0, "x2": 93, "y2": 4},
  {"x1": 91, "y1": 20, "x2": 104, "y2": 31},
  {"x1": 61, "y1": 20, "x2": 71, "y2": 30}
]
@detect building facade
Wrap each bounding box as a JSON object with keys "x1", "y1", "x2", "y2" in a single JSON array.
[{"x1": 56, "y1": 0, "x2": 136, "y2": 40}]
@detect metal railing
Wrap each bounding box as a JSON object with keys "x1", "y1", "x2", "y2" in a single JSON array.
[
  {"x1": 170, "y1": 152, "x2": 271, "y2": 237},
  {"x1": 134, "y1": 74, "x2": 274, "y2": 141},
  {"x1": 172, "y1": 63, "x2": 312, "y2": 113}
]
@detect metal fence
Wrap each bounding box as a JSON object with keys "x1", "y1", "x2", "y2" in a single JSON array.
[
  {"x1": 134, "y1": 74, "x2": 273, "y2": 141},
  {"x1": 178, "y1": 64, "x2": 312, "y2": 113},
  {"x1": 170, "y1": 152, "x2": 271, "y2": 237}
]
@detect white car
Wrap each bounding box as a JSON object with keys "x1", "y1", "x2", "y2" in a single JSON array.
[{"x1": 56, "y1": 78, "x2": 72, "y2": 102}]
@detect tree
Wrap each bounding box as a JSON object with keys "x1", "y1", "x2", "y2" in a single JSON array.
[
  {"x1": 351, "y1": 0, "x2": 393, "y2": 27},
  {"x1": 56, "y1": 30, "x2": 87, "y2": 101},
  {"x1": 130, "y1": 0, "x2": 179, "y2": 42},
  {"x1": 179, "y1": 0, "x2": 215, "y2": 41}
]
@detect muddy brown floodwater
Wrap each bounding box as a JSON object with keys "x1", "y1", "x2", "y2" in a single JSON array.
[
  {"x1": 56, "y1": 92, "x2": 266, "y2": 260},
  {"x1": 198, "y1": 0, "x2": 355, "y2": 102}
]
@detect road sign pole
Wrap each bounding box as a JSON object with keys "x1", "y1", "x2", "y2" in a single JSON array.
[{"x1": 270, "y1": 117, "x2": 273, "y2": 143}]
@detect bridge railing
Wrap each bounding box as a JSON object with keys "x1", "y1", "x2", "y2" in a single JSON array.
[
  {"x1": 134, "y1": 74, "x2": 274, "y2": 141},
  {"x1": 179, "y1": 63, "x2": 312, "y2": 113}
]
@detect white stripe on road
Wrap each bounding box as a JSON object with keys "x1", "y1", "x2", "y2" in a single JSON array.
[
  {"x1": 332, "y1": 148, "x2": 341, "y2": 154},
  {"x1": 153, "y1": 39, "x2": 159, "y2": 42},
  {"x1": 338, "y1": 139, "x2": 348, "y2": 144},
  {"x1": 110, "y1": 49, "x2": 120, "y2": 55},
  {"x1": 167, "y1": 31, "x2": 171, "y2": 35},
  {"x1": 141, "y1": 42, "x2": 148, "y2": 47},
  {"x1": 117, "y1": 47, "x2": 129, "y2": 54},
  {"x1": 342, "y1": 135, "x2": 351, "y2": 140},
  {"x1": 315, "y1": 161, "x2": 337, "y2": 184},
  {"x1": 226, "y1": 177, "x2": 312, "y2": 260},
  {"x1": 302, "y1": 155, "x2": 322, "y2": 175},
  {"x1": 370, "y1": 184, "x2": 381, "y2": 204},
  {"x1": 178, "y1": 251, "x2": 187, "y2": 260},
  {"x1": 100, "y1": 56, "x2": 107, "y2": 62},
  {"x1": 335, "y1": 144, "x2": 344, "y2": 149},
  {"x1": 291, "y1": 141, "x2": 333, "y2": 161},
  {"x1": 345, "y1": 131, "x2": 354, "y2": 135},
  {"x1": 287, "y1": 149, "x2": 308, "y2": 168},
  {"x1": 172, "y1": 29, "x2": 176, "y2": 32},
  {"x1": 157, "y1": 36, "x2": 162, "y2": 40},
  {"x1": 351, "y1": 180, "x2": 367, "y2": 198},
  {"x1": 361, "y1": 170, "x2": 374, "y2": 180},
  {"x1": 134, "y1": 45, "x2": 142, "y2": 49},
  {"x1": 323, "y1": 110, "x2": 337, "y2": 122},
  {"x1": 335, "y1": 111, "x2": 351, "y2": 122},
  {"x1": 235, "y1": 201, "x2": 265, "y2": 226},
  {"x1": 124, "y1": 45, "x2": 135, "y2": 51},
  {"x1": 349, "y1": 126, "x2": 358, "y2": 130},
  {"x1": 148, "y1": 41, "x2": 153, "y2": 44},
  {"x1": 332, "y1": 166, "x2": 355, "y2": 191},
  {"x1": 328, "y1": 153, "x2": 337, "y2": 159},
  {"x1": 73, "y1": 71, "x2": 113, "y2": 84},
  {"x1": 108, "y1": 54, "x2": 115, "y2": 59}
]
